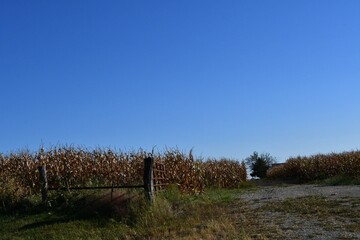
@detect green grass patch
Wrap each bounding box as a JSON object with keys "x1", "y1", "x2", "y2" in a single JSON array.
[{"x1": 314, "y1": 175, "x2": 360, "y2": 186}]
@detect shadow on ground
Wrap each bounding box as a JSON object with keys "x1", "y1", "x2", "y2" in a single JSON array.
[{"x1": 17, "y1": 191, "x2": 142, "y2": 231}]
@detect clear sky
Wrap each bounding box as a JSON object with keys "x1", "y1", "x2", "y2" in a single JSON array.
[{"x1": 1, "y1": 1, "x2": 360, "y2": 162}]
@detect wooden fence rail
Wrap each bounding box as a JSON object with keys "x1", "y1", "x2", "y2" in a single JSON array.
[{"x1": 38, "y1": 157, "x2": 167, "y2": 203}]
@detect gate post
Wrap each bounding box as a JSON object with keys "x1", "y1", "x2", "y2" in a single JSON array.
[
  {"x1": 144, "y1": 157, "x2": 154, "y2": 202},
  {"x1": 38, "y1": 165, "x2": 48, "y2": 202}
]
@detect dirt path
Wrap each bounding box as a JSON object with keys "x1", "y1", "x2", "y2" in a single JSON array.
[{"x1": 234, "y1": 184, "x2": 360, "y2": 239}]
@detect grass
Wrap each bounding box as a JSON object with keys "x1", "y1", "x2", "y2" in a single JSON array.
[
  {"x1": 0, "y1": 215, "x2": 133, "y2": 240},
  {"x1": 314, "y1": 175, "x2": 360, "y2": 186},
  {"x1": 0, "y1": 187, "x2": 251, "y2": 240}
]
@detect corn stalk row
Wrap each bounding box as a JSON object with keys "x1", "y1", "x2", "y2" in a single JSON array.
[
  {"x1": 267, "y1": 150, "x2": 360, "y2": 182},
  {"x1": 0, "y1": 147, "x2": 247, "y2": 196}
]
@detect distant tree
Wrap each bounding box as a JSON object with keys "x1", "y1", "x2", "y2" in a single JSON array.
[{"x1": 245, "y1": 152, "x2": 276, "y2": 179}]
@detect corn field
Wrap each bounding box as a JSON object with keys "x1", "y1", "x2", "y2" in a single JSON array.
[
  {"x1": 0, "y1": 147, "x2": 247, "y2": 196},
  {"x1": 267, "y1": 150, "x2": 360, "y2": 182}
]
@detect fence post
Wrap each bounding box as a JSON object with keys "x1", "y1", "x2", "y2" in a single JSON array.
[
  {"x1": 144, "y1": 157, "x2": 154, "y2": 202},
  {"x1": 38, "y1": 165, "x2": 48, "y2": 202}
]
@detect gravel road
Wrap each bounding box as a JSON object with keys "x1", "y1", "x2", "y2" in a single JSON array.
[
  {"x1": 240, "y1": 184, "x2": 360, "y2": 204},
  {"x1": 237, "y1": 184, "x2": 360, "y2": 239}
]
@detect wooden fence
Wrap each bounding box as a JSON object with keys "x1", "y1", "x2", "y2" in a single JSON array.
[{"x1": 38, "y1": 157, "x2": 167, "y2": 203}]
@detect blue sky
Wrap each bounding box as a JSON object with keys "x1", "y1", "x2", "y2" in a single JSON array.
[{"x1": 1, "y1": 1, "x2": 360, "y2": 162}]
